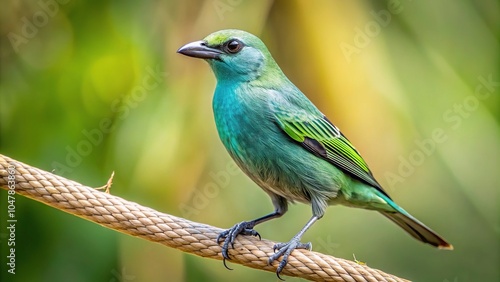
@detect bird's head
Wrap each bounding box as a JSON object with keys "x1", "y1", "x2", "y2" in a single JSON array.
[{"x1": 177, "y1": 29, "x2": 283, "y2": 83}]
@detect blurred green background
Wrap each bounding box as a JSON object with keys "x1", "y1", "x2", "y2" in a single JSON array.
[{"x1": 1, "y1": 0, "x2": 498, "y2": 281}]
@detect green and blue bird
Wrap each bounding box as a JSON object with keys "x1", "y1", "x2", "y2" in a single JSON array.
[{"x1": 178, "y1": 29, "x2": 453, "y2": 278}]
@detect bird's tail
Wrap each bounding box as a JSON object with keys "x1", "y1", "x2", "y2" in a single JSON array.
[
  {"x1": 379, "y1": 208, "x2": 453, "y2": 250},
  {"x1": 373, "y1": 190, "x2": 453, "y2": 250}
]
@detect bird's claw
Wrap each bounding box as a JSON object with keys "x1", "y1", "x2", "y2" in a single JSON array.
[
  {"x1": 268, "y1": 238, "x2": 312, "y2": 280},
  {"x1": 217, "y1": 221, "x2": 260, "y2": 269}
]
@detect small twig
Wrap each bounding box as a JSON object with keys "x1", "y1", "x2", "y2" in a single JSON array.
[{"x1": 95, "y1": 171, "x2": 114, "y2": 193}]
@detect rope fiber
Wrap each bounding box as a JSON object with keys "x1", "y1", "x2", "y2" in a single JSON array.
[{"x1": 0, "y1": 154, "x2": 410, "y2": 282}]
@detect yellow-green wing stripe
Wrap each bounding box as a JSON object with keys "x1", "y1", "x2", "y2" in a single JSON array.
[{"x1": 275, "y1": 111, "x2": 385, "y2": 193}]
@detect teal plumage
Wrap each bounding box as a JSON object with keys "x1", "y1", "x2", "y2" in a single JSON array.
[{"x1": 178, "y1": 29, "x2": 452, "y2": 278}]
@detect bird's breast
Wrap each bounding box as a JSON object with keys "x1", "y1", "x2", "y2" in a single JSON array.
[{"x1": 213, "y1": 84, "x2": 278, "y2": 168}]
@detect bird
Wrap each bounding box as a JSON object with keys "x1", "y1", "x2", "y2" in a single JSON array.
[{"x1": 177, "y1": 29, "x2": 453, "y2": 279}]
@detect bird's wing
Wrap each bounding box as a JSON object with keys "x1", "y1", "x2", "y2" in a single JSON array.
[{"x1": 273, "y1": 107, "x2": 389, "y2": 197}]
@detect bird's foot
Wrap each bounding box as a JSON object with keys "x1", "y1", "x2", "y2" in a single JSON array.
[
  {"x1": 268, "y1": 237, "x2": 312, "y2": 280},
  {"x1": 217, "y1": 221, "x2": 261, "y2": 269}
]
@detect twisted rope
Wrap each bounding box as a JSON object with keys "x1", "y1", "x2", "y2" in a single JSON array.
[{"x1": 0, "y1": 154, "x2": 409, "y2": 282}]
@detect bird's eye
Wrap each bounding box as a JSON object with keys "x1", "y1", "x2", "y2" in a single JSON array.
[{"x1": 224, "y1": 40, "x2": 243, "y2": 54}]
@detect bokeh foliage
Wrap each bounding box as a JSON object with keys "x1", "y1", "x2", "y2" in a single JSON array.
[{"x1": 0, "y1": 0, "x2": 498, "y2": 281}]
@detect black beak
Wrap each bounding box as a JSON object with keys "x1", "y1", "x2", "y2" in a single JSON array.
[{"x1": 177, "y1": 40, "x2": 223, "y2": 60}]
